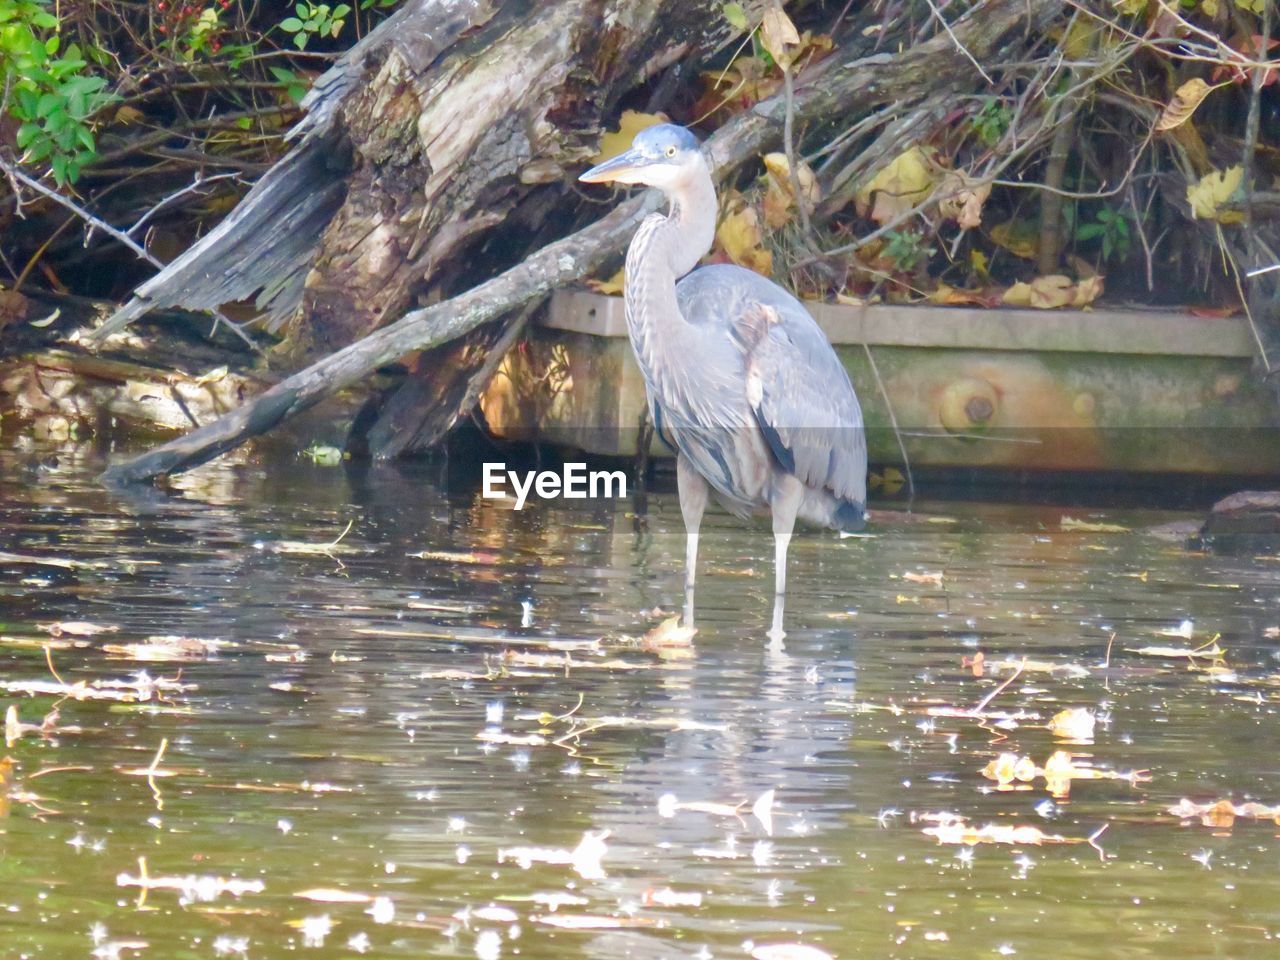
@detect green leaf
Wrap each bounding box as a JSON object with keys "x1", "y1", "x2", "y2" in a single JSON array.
[
  {"x1": 722, "y1": 2, "x2": 748, "y2": 31},
  {"x1": 51, "y1": 153, "x2": 68, "y2": 185},
  {"x1": 295, "y1": 2, "x2": 309, "y2": 16},
  {"x1": 292, "y1": 31, "x2": 308, "y2": 49},
  {"x1": 1075, "y1": 224, "x2": 1105, "y2": 241},
  {"x1": 235, "y1": 116, "x2": 252, "y2": 130},
  {"x1": 280, "y1": 16, "x2": 303, "y2": 30},
  {"x1": 15, "y1": 122, "x2": 41, "y2": 148},
  {"x1": 44, "y1": 35, "x2": 58, "y2": 55},
  {"x1": 76, "y1": 124, "x2": 95, "y2": 151},
  {"x1": 333, "y1": 4, "x2": 351, "y2": 17}
]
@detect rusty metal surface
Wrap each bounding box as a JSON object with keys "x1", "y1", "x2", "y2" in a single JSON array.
[{"x1": 481, "y1": 291, "x2": 1280, "y2": 476}]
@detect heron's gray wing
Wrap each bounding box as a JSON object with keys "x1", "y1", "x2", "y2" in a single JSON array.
[{"x1": 677, "y1": 264, "x2": 867, "y2": 507}]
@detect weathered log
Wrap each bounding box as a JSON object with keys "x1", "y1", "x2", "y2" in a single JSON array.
[{"x1": 100, "y1": 0, "x2": 1060, "y2": 485}]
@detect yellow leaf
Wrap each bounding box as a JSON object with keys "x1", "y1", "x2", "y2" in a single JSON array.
[
  {"x1": 585, "y1": 268, "x2": 624, "y2": 295},
  {"x1": 970, "y1": 248, "x2": 991, "y2": 280},
  {"x1": 989, "y1": 219, "x2": 1039, "y2": 259},
  {"x1": 760, "y1": 4, "x2": 801, "y2": 71},
  {"x1": 761, "y1": 152, "x2": 820, "y2": 228},
  {"x1": 716, "y1": 199, "x2": 772, "y2": 275},
  {"x1": 592, "y1": 110, "x2": 667, "y2": 164},
  {"x1": 1201, "y1": 0, "x2": 1219, "y2": 13},
  {"x1": 1155, "y1": 78, "x2": 1222, "y2": 132},
  {"x1": 855, "y1": 147, "x2": 936, "y2": 225},
  {"x1": 1003, "y1": 275, "x2": 1074, "y2": 309},
  {"x1": 1187, "y1": 165, "x2": 1245, "y2": 222},
  {"x1": 937, "y1": 172, "x2": 991, "y2": 230},
  {"x1": 1072, "y1": 274, "x2": 1105, "y2": 306},
  {"x1": 1113, "y1": 0, "x2": 1147, "y2": 14}
]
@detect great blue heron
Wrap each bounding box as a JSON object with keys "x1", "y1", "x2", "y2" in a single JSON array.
[{"x1": 580, "y1": 124, "x2": 866, "y2": 629}]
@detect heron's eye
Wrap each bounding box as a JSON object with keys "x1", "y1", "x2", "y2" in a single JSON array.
[{"x1": 665, "y1": 146, "x2": 677, "y2": 158}]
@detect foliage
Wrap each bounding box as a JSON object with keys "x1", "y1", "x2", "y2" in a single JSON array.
[
  {"x1": 1, "y1": 0, "x2": 117, "y2": 184},
  {"x1": 280, "y1": 3, "x2": 352, "y2": 51},
  {"x1": 1076, "y1": 206, "x2": 1131, "y2": 262}
]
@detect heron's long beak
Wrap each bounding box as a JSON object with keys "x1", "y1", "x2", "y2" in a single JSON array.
[{"x1": 579, "y1": 148, "x2": 648, "y2": 185}]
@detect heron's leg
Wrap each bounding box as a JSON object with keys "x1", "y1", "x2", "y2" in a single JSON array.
[
  {"x1": 770, "y1": 474, "x2": 803, "y2": 597},
  {"x1": 676, "y1": 454, "x2": 709, "y2": 626}
]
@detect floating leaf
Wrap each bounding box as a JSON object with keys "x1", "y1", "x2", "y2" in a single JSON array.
[
  {"x1": 1047, "y1": 707, "x2": 1096, "y2": 741},
  {"x1": 1155, "y1": 78, "x2": 1222, "y2": 131},
  {"x1": 1187, "y1": 166, "x2": 1244, "y2": 223},
  {"x1": 642, "y1": 616, "x2": 696, "y2": 649},
  {"x1": 1060, "y1": 516, "x2": 1128, "y2": 532},
  {"x1": 751, "y1": 944, "x2": 834, "y2": 960}
]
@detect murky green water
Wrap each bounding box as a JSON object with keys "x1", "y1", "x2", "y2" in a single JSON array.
[{"x1": 2, "y1": 447, "x2": 1278, "y2": 959}]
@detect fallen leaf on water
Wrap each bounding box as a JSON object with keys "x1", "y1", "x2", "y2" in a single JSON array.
[
  {"x1": 751, "y1": 944, "x2": 834, "y2": 960},
  {"x1": 1060, "y1": 516, "x2": 1129, "y2": 532},
  {"x1": 1047, "y1": 707, "x2": 1096, "y2": 741},
  {"x1": 752, "y1": 788, "x2": 776, "y2": 836},
  {"x1": 1166, "y1": 797, "x2": 1280, "y2": 827},
  {"x1": 533, "y1": 913, "x2": 655, "y2": 929},
  {"x1": 642, "y1": 616, "x2": 697, "y2": 649},
  {"x1": 498, "y1": 830, "x2": 609, "y2": 879},
  {"x1": 476, "y1": 731, "x2": 548, "y2": 746},
  {"x1": 643, "y1": 887, "x2": 704, "y2": 908},
  {"x1": 117, "y1": 858, "x2": 264, "y2": 901},
  {"x1": 1125, "y1": 643, "x2": 1224, "y2": 659},
  {"x1": 103, "y1": 635, "x2": 234, "y2": 661},
  {"x1": 294, "y1": 888, "x2": 373, "y2": 903},
  {"x1": 923, "y1": 821, "x2": 1077, "y2": 846},
  {"x1": 902, "y1": 570, "x2": 943, "y2": 586},
  {"x1": 39, "y1": 621, "x2": 119, "y2": 637},
  {"x1": 981, "y1": 752, "x2": 1038, "y2": 787},
  {"x1": 658, "y1": 792, "x2": 746, "y2": 821},
  {"x1": 471, "y1": 905, "x2": 519, "y2": 923}
]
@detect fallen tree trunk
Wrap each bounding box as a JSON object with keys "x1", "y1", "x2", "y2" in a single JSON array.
[{"x1": 100, "y1": 0, "x2": 1059, "y2": 485}]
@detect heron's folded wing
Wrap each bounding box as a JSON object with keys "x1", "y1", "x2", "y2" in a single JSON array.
[{"x1": 742, "y1": 304, "x2": 867, "y2": 506}]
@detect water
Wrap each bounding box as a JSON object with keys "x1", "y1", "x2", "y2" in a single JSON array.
[{"x1": 2, "y1": 447, "x2": 1279, "y2": 959}]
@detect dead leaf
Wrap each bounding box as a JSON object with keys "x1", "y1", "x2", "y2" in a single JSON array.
[
  {"x1": 1187, "y1": 166, "x2": 1244, "y2": 223},
  {"x1": 642, "y1": 616, "x2": 696, "y2": 649},
  {"x1": 856, "y1": 147, "x2": 936, "y2": 225},
  {"x1": 1156, "y1": 78, "x2": 1224, "y2": 131},
  {"x1": 1003, "y1": 275, "x2": 1075, "y2": 309},
  {"x1": 762, "y1": 152, "x2": 820, "y2": 228},
  {"x1": 716, "y1": 198, "x2": 772, "y2": 275},
  {"x1": 294, "y1": 888, "x2": 373, "y2": 903},
  {"x1": 591, "y1": 110, "x2": 667, "y2": 164},
  {"x1": 533, "y1": 913, "x2": 654, "y2": 929},
  {"x1": 989, "y1": 219, "x2": 1039, "y2": 259},
  {"x1": 1060, "y1": 516, "x2": 1128, "y2": 532},
  {"x1": 751, "y1": 944, "x2": 835, "y2": 960},
  {"x1": 760, "y1": 5, "x2": 801, "y2": 70},
  {"x1": 585, "y1": 268, "x2": 624, "y2": 295},
  {"x1": 1047, "y1": 707, "x2": 1096, "y2": 741},
  {"x1": 937, "y1": 172, "x2": 991, "y2": 230}
]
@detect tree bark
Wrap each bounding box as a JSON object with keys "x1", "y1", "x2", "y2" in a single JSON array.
[{"x1": 99, "y1": 0, "x2": 1060, "y2": 486}]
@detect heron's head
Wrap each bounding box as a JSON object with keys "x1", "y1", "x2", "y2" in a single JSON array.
[{"x1": 579, "y1": 124, "x2": 703, "y2": 192}]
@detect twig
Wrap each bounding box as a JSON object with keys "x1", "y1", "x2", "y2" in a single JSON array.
[
  {"x1": 972, "y1": 657, "x2": 1025, "y2": 713},
  {"x1": 922, "y1": 0, "x2": 994, "y2": 84},
  {"x1": 861, "y1": 343, "x2": 915, "y2": 505}
]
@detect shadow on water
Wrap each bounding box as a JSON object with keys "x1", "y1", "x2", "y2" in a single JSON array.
[{"x1": 1, "y1": 445, "x2": 1278, "y2": 958}]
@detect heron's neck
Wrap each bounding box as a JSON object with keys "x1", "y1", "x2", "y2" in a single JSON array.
[{"x1": 622, "y1": 166, "x2": 717, "y2": 376}]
